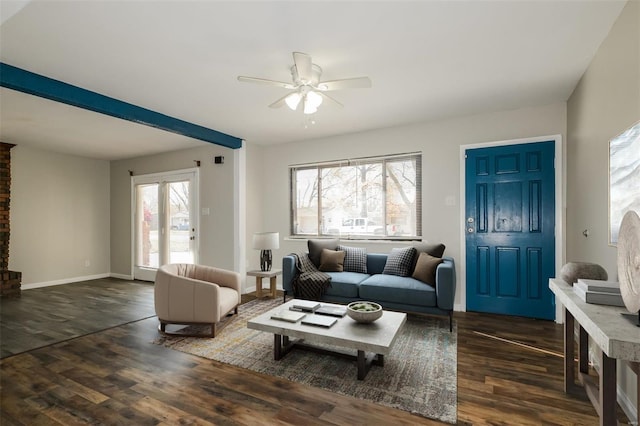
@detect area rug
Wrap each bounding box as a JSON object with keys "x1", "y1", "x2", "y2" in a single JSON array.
[{"x1": 154, "y1": 298, "x2": 457, "y2": 423}]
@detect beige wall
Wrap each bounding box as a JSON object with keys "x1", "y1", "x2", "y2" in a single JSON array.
[
  {"x1": 10, "y1": 145, "x2": 111, "y2": 285},
  {"x1": 110, "y1": 144, "x2": 239, "y2": 277},
  {"x1": 250, "y1": 101, "x2": 567, "y2": 306},
  {"x1": 567, "y1": 0, "x2": 639, "y2": 277},
  {"x1": 567, "y1": 0, "x2": 639, "y2": 418},
  {"x1": 244, "y1": 142, "x2": 265, "y2": 276}
]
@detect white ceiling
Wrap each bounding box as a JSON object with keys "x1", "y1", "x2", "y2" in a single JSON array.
[{"x1": 0, "y1": 0, "x2": 627, "y2": 160}]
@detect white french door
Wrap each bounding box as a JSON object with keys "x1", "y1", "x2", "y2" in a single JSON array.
[{"x1": 132, "y1": 169, "x2": 199, "y2": 281}]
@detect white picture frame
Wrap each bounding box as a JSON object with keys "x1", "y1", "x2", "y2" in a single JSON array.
[{"x1": 609, "y1": 120, "x2": 640, "y2": 245}]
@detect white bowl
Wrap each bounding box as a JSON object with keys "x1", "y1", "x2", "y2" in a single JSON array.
[{"x1": 347, "y1": 301, "x2": 383, "y2": 323}]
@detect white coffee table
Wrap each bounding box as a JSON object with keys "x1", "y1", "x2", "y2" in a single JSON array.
[{"x1": 247, "y1": 299, "x2": 407, "y2": 380}]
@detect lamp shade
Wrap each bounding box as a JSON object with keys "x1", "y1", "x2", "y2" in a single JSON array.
[
  {"x1": 252, "y1": 232, "x2": 279, "y2": 250},
  {"x1": 285, "y1": 92, "x2": 302, "y2": 110}
]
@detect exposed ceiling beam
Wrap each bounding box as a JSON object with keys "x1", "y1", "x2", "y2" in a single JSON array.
[{"x1": 0, "y1": 62, "x2": 242, "y2": 150}]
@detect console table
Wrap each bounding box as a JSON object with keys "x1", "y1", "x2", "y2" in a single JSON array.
[{"x1": 549, "y1": 278, "x2": 640, "y2": 425}]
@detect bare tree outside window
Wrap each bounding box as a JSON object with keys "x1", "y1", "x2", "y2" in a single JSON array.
[{"x1": 290, "y1": 154, "x2": 421, "y2": 239}]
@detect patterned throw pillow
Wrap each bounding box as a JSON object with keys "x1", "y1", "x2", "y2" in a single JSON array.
[
  {"x1": 382, "y1": 247, "x2": 417, "y2": 277},
  {"x1": 337, "y1": 245, "x2": 367, "y2": 273}
]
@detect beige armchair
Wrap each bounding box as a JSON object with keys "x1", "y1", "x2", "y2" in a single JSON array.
[{"x1": 154, "y1": 263, "x2": 241, "y2": 337}]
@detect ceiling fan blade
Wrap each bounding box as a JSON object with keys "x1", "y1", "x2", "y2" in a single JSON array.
[
  {"x1": 318, "y1": 77, "x2": 372, "y2": 91},
  {"x1": 318, "y1": 91, "x2": 343, "y2": 108},
  {"x1": 237, "y1": 76, "x2": 296, "y2": 90},
  {"x1": 293, "y1": 52, "x2": 313, "y2": 83}
]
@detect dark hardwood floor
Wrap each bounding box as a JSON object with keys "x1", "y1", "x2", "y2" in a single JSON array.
[
  {"x1": 0, "y1": 280, "x2": 631, "y2": 425},
  {"x1": 0, "y1": 278, "x2": 155, "y2": 358}
]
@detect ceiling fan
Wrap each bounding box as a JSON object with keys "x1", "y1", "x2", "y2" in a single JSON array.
[{"x1": 237, "y1": 52, "x2": 372, "y2": 115}]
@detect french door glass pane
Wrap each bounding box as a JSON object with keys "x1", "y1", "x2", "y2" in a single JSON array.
[
  {"x1": 137, "y1": 184, "x2": 159, "y2": 268},
  {"x1": 168, "y1": 180, "x2": 193, "y2": 264}
]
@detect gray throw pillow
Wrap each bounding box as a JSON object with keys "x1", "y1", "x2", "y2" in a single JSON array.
[
  {"x1": 318, "y1": 249, "x2": 345, "y2": 272},
  {"x1": 337, "y1": 245, "x2": 367, "y2": 273},
  {"x1": 308, "y1": 238, "x2": 339, "y2": 268},
  {"x1": 412, "y1": 252, "x2": 443, "y2": 284},
  {"x1": 382, "y1": 247, "x2": 417, "y2": 277}
]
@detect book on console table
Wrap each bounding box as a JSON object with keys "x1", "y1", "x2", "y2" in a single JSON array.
[
  {"x1": 576, "y1": 279, "x2": 621, "y2": 294},
  {"x1": 290, "y1": 300, "x2": 321, "y2": 312},
  {"x1": 573, "y1": 285, "x2": 625, "y2": 307},
  {"x1": 315, "y1": 305, "x2": 347, "y2": 317},
  {"x1": 270, "y1": 310, "x2": 306, "y2": 323}
]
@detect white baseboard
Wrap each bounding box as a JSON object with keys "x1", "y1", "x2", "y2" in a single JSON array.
[
  {"x1": 454, "y1": 303, "x2": 465, "y2": 312},
  {"x1": 589, "y1": 348, "x2": 638, "y2": 424},
  {"x1": 21, "y1": 273, "x2": 111, "y2": 290},
  {"x1": 110, "y1": 273, "x2": 134, "y2": 280},
  {"x1": 618, "y1": 383, "x2": 638, "y2": 426}
]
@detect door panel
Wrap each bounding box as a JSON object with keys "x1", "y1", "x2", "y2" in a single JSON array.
[{"x1": 466, "y1": 141, "x2": 555, "y2": 320}]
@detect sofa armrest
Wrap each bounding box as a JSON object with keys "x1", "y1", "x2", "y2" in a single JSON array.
[
  {"x1": 283, "y1": 255, "x2": 297, "y2": 294},
  {"x1": 435, "y1": 257, "x2": 456, "y2": 311}
]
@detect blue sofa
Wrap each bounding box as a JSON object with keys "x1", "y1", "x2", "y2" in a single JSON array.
[{"x1": 282, "y1": 253, "x2": 456, "y2": 331}]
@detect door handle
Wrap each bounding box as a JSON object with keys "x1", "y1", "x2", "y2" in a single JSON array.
[{"x1": 467, "y1": 227, "x2": 474, "y2": 233}]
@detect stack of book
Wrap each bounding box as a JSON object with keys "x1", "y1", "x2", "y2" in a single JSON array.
[
  {"x1": 289, "y1": 301, "x2": 347, "y2": 318},
  {"x1": 573, "y1": 279, "x2": 624, "y2": 307},
  {"x1": 270, "y1": 310, "x2": 306, "y2": 323},
  {"x1": 289, "y1": 300, "x2": 321, "y2": 313}
]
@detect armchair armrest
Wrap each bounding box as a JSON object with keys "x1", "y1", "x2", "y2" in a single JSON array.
[
  {"x1": 205, "y1": 267, "x2": 241, "y2": 295},
  {"x1": 435, "y1": 257, "x2": 456, "y2": 311}
]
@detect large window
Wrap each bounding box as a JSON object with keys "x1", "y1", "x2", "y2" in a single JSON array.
[{"x1": 290, "y1": 153, "x2": 421, "y2": 239}]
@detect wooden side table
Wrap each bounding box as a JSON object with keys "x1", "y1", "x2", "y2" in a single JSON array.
[{"x1": 247, "y1": 269, "x2": 282, "y2": 298}]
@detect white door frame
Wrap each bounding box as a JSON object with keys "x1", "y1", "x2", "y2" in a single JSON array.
[
  {"x1": 458, "y1": 134, "x2": 565, "y2": 322},
  {"x1": 130, "y1": 168, "x2": 200, "y2": 281}
]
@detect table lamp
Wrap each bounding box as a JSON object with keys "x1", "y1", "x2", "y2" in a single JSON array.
[{"x1": 252, "y1": 232, "x2": 279, "y2": 271}]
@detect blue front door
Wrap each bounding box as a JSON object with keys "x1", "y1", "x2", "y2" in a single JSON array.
[{"x1": 465, "y1": 141, "x2": 556, "y2": 320}]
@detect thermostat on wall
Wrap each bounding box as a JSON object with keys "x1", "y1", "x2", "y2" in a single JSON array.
[{"x1": 214, "y1": 156, "x2": 224, "y2": 164}]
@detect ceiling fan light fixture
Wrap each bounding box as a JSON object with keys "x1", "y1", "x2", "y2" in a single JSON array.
[
  {"x1": 306, "y1": 90, "x2": 323, "y2": 108},
  {"x1": 285, "y1": 92, "x2": 302, "y2": 110},
  {"x1": 303, "y1": 97, "x2": 318, "y2": 115}
]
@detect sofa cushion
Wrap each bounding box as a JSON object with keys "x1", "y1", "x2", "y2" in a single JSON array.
[
  {"x1": 382, "y1": 247, "x2": 417, "y2": 277},
  {"x1": 411, "y1": 242, "x2": 446, "y2": 271},
  {"x1": 308, "y1": 239, "x2": 339, "y2": 268},
  {"x1": 366, "y1": 253, "x2": 388, "y2": 275},
  {"x1": 324, "y1": 272, "x2": 368, "y2": 298},
  {"x1": 319, "y1": 249, "x2": 345, "y2": 272},
  {"x1": 337, "y1": 245, "x2": 367, "y2": 273},
  {"x1": 359, "y1": 274, "x2": 436, "y2": 307},
  {"x1": 412, "y1": 252, "x2": 443, "y2": 284}
]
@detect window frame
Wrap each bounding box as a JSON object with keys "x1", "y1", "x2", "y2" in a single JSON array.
[{"x1": 289, "y1": 152, "x2": 422, "y2": 241}]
